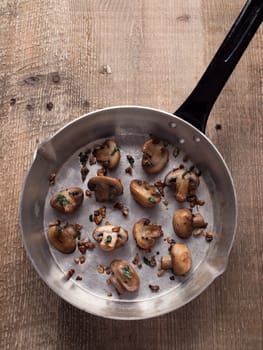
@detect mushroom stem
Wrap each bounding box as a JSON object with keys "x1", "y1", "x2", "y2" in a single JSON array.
[
  {"x1": 193, "y1": 213, "x2": 207, "y2": 228},
  {"x1": 161, "y1": 256, "x2": 172, "y2": 270},
  {"x1": 175, "y1": 180, "x2": 189, "y2": 202}
]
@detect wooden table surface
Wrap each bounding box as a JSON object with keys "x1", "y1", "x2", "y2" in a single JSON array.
[{"x1": 1, "y1": 0, "x2": 262, "y2": 349}]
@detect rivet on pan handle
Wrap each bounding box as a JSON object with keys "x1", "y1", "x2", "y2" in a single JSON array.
[{"x1": 175, "y1": 0, "x2": 263, "y2": 133}]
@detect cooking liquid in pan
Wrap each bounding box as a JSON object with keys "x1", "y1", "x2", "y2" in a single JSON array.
[{"x1": 44, "y1": 133, "x2": 216, "y2": 302}]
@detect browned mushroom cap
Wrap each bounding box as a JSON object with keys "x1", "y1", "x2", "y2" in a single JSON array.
[
  {"x1": 142, "y1": 138, "x2": 169, "y2": 174},
  {"x1": 87, "y1": 176, "x2": 123, "y2": 202},
  {"x1": 93, "y1": 224, "x2": 128, "y2": 251},
  {"x1": 161, "y1": 243, "x2": 192, "y2": 275},
  {"x1": 47, "y1": 224, "x2": 78, "y2": 253},
  {"x1": 173, "y1": 208, "x2": 207, "y2": 238},
  {"x1": 130, "y1": 179, "x2": 161, "y2": 208},
  {"x1": 108, "y1": 260, "x2": 140, "y2": 294},
  {"x1": 164, "y1": 167, "x2": 200, "y2": 202},
  {"x1": 133, "y1": 218, "x2": 163, "y2": 251},
  {"x1": 50, "y1": 187, "x2": 84, "y2": 213},
  {"x1": 173, "y1": 208, "x2": 193, "y2": 238},
  {"x1": 93, "y1": 139, "x2": 120, "y2": 169}
]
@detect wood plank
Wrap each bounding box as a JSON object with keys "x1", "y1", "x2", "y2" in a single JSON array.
[{"x1": 0, "y1": 0, "x2": 262, "y2": 349}]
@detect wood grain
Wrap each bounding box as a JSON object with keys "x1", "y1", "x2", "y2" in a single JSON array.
[{"x1": 0, "y1": 0, "x2": 262, "y2": 349}]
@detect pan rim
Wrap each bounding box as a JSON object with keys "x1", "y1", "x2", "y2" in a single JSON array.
[{"x1": 19, "y1": 105, "x2": 238, "y2": 320}]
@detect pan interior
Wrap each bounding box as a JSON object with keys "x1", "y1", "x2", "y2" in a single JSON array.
[
  {"x1": 44, "y1": 137, "x2": 214, "y2": 302},
  {"x1": 21, "y1": 106, "x2": 236, "y2": 317}
]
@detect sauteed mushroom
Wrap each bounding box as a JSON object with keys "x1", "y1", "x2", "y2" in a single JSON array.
[
  {"x1": 47, "y1": 224, "x2": 79, "y2": 253},
  {"x1": 164, "y1": 167, "x2": 200, "y2": 202},
  {"x1": 93, "y1": 224, "x2": 128, "y2": 251},
  {"x1": 93, "y1": 139, "x2": 120, "y2": 169},
  {"x1": 130, "y1": 179, "x2": 161, "y2": 207},
  {"x1": 161, "y1": 243, "x2": 192, "y2": 275},
  {"x1": 108, "y1": 260, "x2": 140, "y2": 294},
  {"x1": 50, "y1": 187, "x2": 84, "y2": 213},
  {"x1": 173, "y1": 208, "x2": 207, "y2": 238},
  {"x1": 142, "y1": 138, "x2": 169, "y2": 174},
  {"x1": 87, "y1": 176, "x2": 123, "y2": 202},
  {"x1": 133, "y1": 218, "x2": 163, "y2": 251}
]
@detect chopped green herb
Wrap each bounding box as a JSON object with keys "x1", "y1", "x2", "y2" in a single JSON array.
[
  {"x1": 89, "y1": 214, "x2": 94, "y2": 222},
  {"x1": 57, "y1": 226, "x2": 63, "y2": 234},
  {"x1": 78, "y1": 152, "x2": 89, "y2": 166},
  {"x1": 76, "y1": 231, "x2": 81, "y2": 240},
  {"x1": 110, "y1": 145, "x2": 120, "y2": 156},
  {"x1": 55, "y1": 194, "x2": 70, "y2": 206},
  {"x1": 148, "y1": 196, "x2": 157, "y2": 204},
  {"x1": 143, "y1": 257, "x2": 151, "y2": 266},
  {"x1": 122, "y1": 266, "x2": 132, "y2": 280},
  {"x1": 143, "y1": 256, "x2": 157, "y2": 267},
  {"x1": 127, "y1": 155, "x2": 135, "y2": 168},
  {"x1": 104, "y1": 235, "x2": 112, "y2": 243}
]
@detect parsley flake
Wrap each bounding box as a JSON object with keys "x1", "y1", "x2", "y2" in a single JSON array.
[
  {"x1": 110, "y1": 145, "x2": 120, "y2": 156},
  {"x1": 127, "y1": 155, "x2": 135, "y2": 168},
  {"x1": 55, "y1": 194, "x2": 70, "y2": 206},
  {"x1": 143, "y1": 257, "x2": 151, "y2": 266},
  {"x1": 148, "y1": 196, "x2": 157, "y2": 204},
  {"x1": 104, "y1": 235, "x2": 112, "y2": 243},
  {"x1": 78, "y1": 152, "x2": 89, "y2": 166},
  {"x1": 122, "y1": 266, "x2": 132, "y2": 280},
  {"x1": 57, "y1": 226, "x2": 63, "y2": 234}
]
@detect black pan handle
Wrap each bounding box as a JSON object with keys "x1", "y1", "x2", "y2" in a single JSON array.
[{"x1": 174, "y1": 0, "x2": 263, "y2": 133}]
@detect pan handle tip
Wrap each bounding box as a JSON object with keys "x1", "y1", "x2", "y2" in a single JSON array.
[{"x1": 174, "y1": 0, "x2": 263, "y2": 133}]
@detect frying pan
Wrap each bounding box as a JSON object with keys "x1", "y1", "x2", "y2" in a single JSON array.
[{"x1": 20, "y1": 0, "x2": 263, "y2": 320}]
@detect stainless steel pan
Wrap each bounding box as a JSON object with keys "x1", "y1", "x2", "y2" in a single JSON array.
[{"x1": 20, "y1": 0, "x2": 262, "y2": 320}]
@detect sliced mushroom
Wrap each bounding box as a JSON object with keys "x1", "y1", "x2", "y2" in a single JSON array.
[
  {"x1": 87, "y1": 176, "x2": 123, "y2": 202},
  {"x1": 173, "y1": 208, "x2": 207, "y2": 238},
  {"x1": 164, "y1": 167, "x2": 200, "y2": 202},
  {"x1": 93, "y1": 224, "x2": 128, "y2": 251},
  {"x1": 93, "y1": 139, "x2": 120, "y2": 169},
  {"x1": 130, "y1": 179, "x2": 161, "y2": 208},
  {"x1": 142, "y1": 138, "x2": 169, "y2": 174},
  {"x1": 47, "y1": 224, "x2": 79, "y2": 253},
  {"x1": 108, "y1": 260, "x2": 140, "y2": 294},
  {"x1": 161, "y1": 243, "x2": 192, "y2": 275},
  {"x1": 50, "y1": 187, "x2": 84, "y2": 213},
  {"x1": 133, "y1": 218, "x2": 163, "y2": 251}
]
